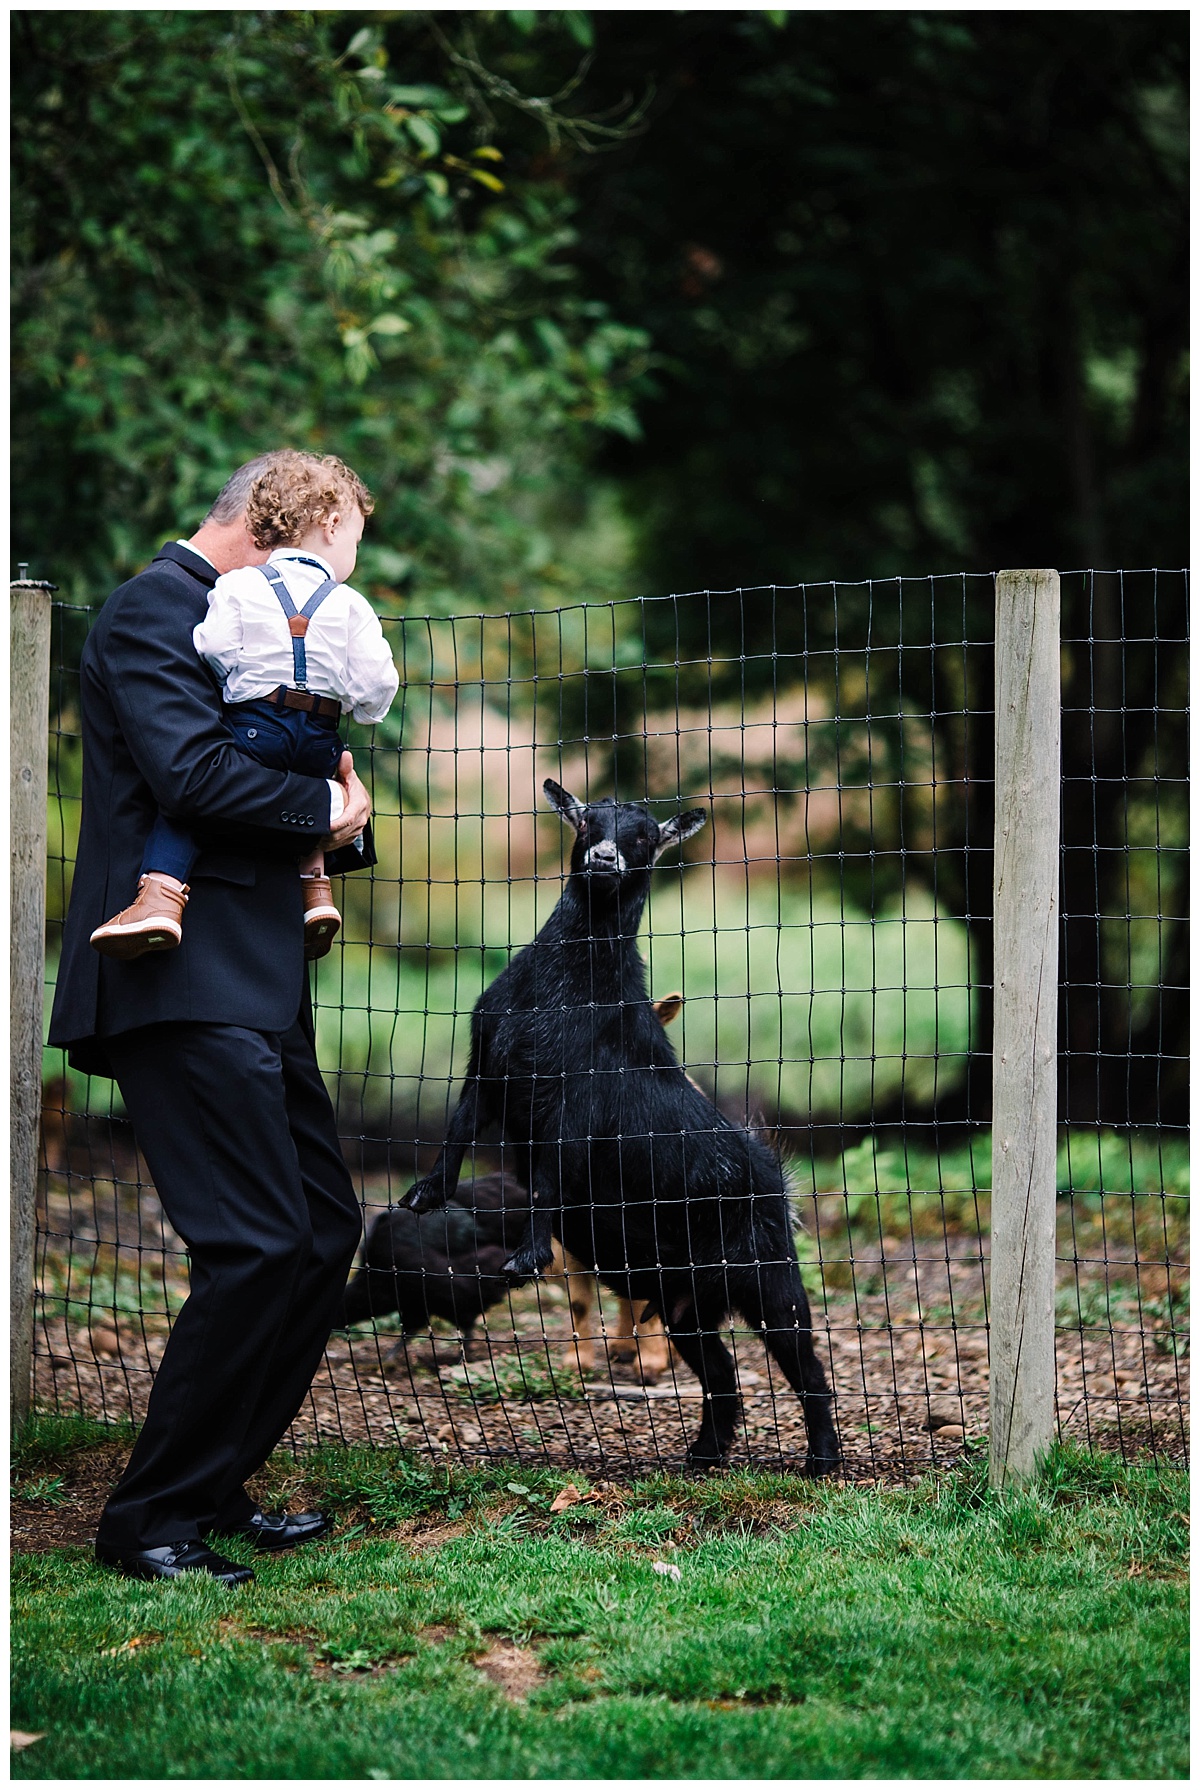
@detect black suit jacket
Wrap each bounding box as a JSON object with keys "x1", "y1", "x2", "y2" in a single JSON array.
[{"x1": 48, "y1": 543, "x2": 375, "y2": 1075}]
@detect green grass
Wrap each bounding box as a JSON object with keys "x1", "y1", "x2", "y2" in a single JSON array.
[
  {"x1": 11, "y1": 1433, "x2": 1189, "y2": 1779},
  {"x1": 13, "y1": 1409, "x2": 138, "y2": 1471}
]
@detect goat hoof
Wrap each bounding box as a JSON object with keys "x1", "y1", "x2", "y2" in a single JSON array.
[
  {"x1": 400, "y1": 1180, "x2": 443, "y2": 1214},
  {"x1": 684, "y1": 1446, "x2": 727, "y2": 1475},
  {"x1": 503, "y1": 1239, "x2": 556, "y2": 1280},
  {"x1": 803, "y1": 1445, "x2": 841, "y2": 1479}
]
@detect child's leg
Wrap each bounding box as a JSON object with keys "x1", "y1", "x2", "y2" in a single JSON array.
[
  {"x1": 140, "y1": 814, "x2": 201, "y2": 885},
  {"x1": 299, "y1": 861, "x2": 341, "y2": 960},
  {"x1": 289, "y1": 714, "x2": 345, "y2": 960},
  {"x1": 91, "y1": 815, "x2": 195, "y2": 959}
]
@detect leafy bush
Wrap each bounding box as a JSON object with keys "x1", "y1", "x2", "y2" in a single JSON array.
[{"x1": 644, "y1": 878, "x2": 972, "y2": 1120}]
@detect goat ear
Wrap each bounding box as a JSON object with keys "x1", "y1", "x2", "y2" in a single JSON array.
[
  {"x1": 653, "y1": 808, "x2": 708, "y2": 861},
  {"x1": 543, "y1": 778, "x2": 586, "y2": 832}
]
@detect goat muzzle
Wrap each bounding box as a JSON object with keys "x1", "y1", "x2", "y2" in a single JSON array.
[{"x1": 583, "y1": 843, "x2": 625, "y2": 875}]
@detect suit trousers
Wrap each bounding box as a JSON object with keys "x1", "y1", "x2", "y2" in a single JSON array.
[{"x1": 95, "y1": 1011, "x2": 362, "y2": 1551}]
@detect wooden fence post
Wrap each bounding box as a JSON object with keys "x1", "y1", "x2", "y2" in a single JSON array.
[
  {"x1": 989, "y1": 567, "x2": 1061, "y2": 1488},
  {"x1": 10, "y1": 569, "x2": 56, "y2": 1428}
]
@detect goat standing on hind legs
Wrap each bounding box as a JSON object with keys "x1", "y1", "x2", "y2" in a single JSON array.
[{"x1": 401, "y1": 779, "x2": 839, "y2": 1475}]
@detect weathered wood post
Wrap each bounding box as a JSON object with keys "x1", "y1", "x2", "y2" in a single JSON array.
[
  {"x1": 989, "y1": 567, "x2": 1061, "y2": 1488},
  {"x1": 11, "y1": 567, "x2": 56, "y2": 1428}
]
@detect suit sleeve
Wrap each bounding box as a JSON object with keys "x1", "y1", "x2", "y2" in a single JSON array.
[{"x1": 102, "y1": 567, "x2": 333, "y2": 855}]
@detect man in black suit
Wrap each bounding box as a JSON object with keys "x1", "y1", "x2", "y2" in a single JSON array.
[{"x1": 49, "y1": 452, "x2": 373, "y2": 1586}]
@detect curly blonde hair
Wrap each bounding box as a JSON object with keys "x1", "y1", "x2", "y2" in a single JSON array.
[{"x1": 244, "y1": 451, "x2": 375, "y2": 549}]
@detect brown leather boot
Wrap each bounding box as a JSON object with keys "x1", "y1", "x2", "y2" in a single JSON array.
[
  {"x1": 301, "y1": 873, "x2": 341, "y2": 960},
  {"x1": 90, "y1": 874, "x2": 189, "y2": 959}
]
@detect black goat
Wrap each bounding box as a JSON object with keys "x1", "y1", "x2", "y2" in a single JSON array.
[
  {"x1": 401, "y1": 780, "x2": 839, "y2": 1474},
  {"x1": 341, "y1": 1171, "x2": 528, "y2": 1339}
]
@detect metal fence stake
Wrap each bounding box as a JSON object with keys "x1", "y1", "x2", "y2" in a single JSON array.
[
  {"x1": 989, "y1": 567, "x2": 1061, "y2": 1488},
  {"x1": 10, "y1": 572, "x2": 56, "y2": 1429}
]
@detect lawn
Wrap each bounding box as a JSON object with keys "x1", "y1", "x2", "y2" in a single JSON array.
[{"x1": 11, "y1": 1423, "x2": 1189, "y2": 1780}]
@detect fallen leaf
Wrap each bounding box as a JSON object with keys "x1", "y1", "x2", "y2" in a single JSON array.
[
  {"x1": 99, "y1": 1632, "x2": 159, "y2": 1657},
  {"x1": 549, "y1": 1484, "x2": 598, "y2": 1513},
  {"x1": 11, "y1": 1733, "x2": 46, "y2": 1751},
  {"x1": 652, "y1": 1560, "x2": 682, "y2": 1582}
]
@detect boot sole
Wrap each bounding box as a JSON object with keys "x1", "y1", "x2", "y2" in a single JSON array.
[
  {"x1": 303, "y1": 915, "x2": 341, "y2": 961},
  {"x1": 306, "y1": 923, "x2": 343, "y2": 966},
  {"x1": 90, "y1": 923, "x2": 182, "y2": 960}
]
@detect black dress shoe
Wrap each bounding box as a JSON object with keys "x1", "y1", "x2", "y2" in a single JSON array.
[
  {"x1": 95, "y1": 1539, "x2": 255, "y2": 1587},
  {"x1": 213, "y1": 1508, "x2": 332, "y2": 1551}
]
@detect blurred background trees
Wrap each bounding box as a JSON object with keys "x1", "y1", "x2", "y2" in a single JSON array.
[
  {"x1": 13, "y1": 9, "x2": 1186, "y2": 602},
  {"x1": 12, "y1": 10, "x2": 650, "y2": 614},
  {"x1": 16, "y1": 10, "x2": 1187, "y2": 1133}
]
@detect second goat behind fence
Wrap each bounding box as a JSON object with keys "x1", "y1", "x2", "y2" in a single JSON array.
[{"x1": 402, "y1": 780, "x2": 840, "y2": 1473}]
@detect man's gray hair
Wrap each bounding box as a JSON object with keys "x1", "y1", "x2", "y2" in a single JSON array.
[{"x1": 203, "y1": 451, "x2": 297, "y2": 525}]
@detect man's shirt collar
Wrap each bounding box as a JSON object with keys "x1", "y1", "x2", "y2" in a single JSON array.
[{"x1": 176, "y1": 538, "x2": 217, "y2": 570}]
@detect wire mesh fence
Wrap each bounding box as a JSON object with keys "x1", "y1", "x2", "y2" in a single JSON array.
[{"x1": 35, "y1": 569, "x2": 1188, "y2": 1480}]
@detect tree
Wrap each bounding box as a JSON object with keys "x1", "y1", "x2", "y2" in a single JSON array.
[
  {"x1": 11, "y1": 10, "x2": 650, "y2": 615},
  {"x1": 549, "y1": 10, "x2": 1188, "y2": 585}
]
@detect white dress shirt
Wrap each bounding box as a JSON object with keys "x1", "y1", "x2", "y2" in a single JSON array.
[{"x1": 192, "y1": 549, "x2": 399, "y2": 725}]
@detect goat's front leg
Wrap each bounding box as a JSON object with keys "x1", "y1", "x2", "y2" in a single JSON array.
[
  {"x1": 400, "y1": 1076, "x2": 490, "y2": 1214},
  {"x1": 502, "y1": 1150, "x2": 561, "y2": 1280}
]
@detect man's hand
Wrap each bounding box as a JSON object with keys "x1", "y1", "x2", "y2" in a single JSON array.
[{"x1": 324, "y1": 750, "x2": 372, "y2": 850}]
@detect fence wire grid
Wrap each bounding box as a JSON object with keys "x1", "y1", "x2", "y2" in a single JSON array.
[{"x1": 36, "y1": 569, "x2": 1189, "y2": 1481}]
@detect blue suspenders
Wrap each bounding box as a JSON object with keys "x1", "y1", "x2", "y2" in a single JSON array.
[{"x1": 259, "y1": 559, "x2": 338, "y2": 690}]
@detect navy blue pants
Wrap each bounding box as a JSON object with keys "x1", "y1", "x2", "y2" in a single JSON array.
[{"x1": 142, "y1": 700, "x2": 345, "y2": 881}]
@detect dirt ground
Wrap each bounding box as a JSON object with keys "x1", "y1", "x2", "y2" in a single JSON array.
[{"x1": 31, "y1": 1170, "x2": 1188, "y2": 1496}]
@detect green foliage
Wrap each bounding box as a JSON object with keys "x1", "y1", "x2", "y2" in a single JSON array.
[
  {"x1": 645, "y1": 879, "x2": 973, "y2": 1120},
  {"x1": 1057, "y1": 1129, "x2": 1190, "y2": 1200},
  {"x1": 12, "y1": 12, "x2": 650, "y2": 612},
  {"x1": 563, "y1": 11, "x2": 1187, "y2": 583},
  {"x1": 446, "y1": 1351, "x2": 585, "y2": 1405},
  {"x1": 11, "y1": 1474, "x2": 69, "y2": 1507},
  {"x1": 809, "y1": 1132, "x2": 991, "y2": 1250},
  {"x1": 289, "y1": 1445, "x2": 461, "y2": 1527}
]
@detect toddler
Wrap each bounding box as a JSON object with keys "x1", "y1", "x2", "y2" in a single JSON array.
[{"x1": 91, "y1": 451, "x2": 399, "y2": 962}]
